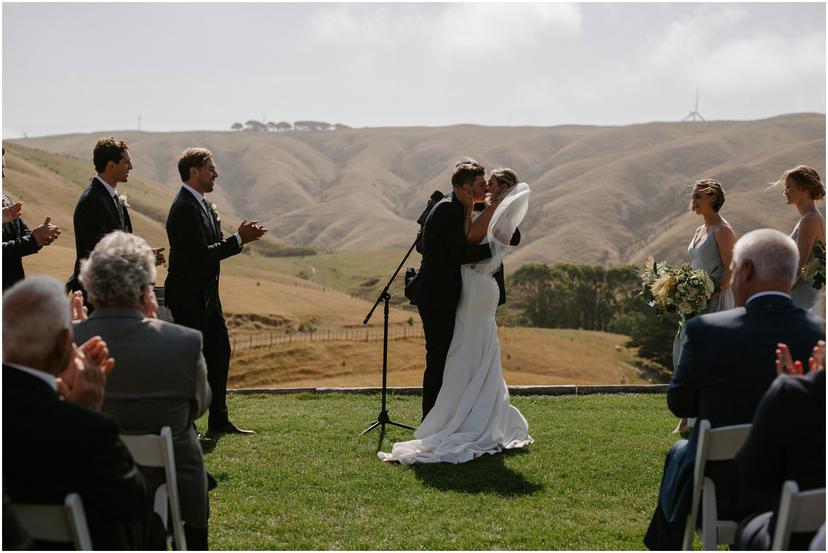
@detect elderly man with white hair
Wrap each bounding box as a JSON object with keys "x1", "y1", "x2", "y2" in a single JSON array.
[
  {"x1": 73, "y1": 231, "x2": 212, "y2": 550},
  {"x1": 644, "y1": 228, "x2": 825, "y2": 550},
  {"x1": 2, "y1": 276, "x2": 164, "y2": 550}
]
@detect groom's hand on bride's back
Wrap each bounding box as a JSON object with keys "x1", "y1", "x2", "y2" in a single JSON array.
[{"x1": 238, "y1": 219, "x2": 268, "y2": 244}]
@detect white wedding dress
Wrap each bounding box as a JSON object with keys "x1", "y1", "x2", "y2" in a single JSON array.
[{"x1": 378, "y1": 183, "x2": 534, "y2": 465}]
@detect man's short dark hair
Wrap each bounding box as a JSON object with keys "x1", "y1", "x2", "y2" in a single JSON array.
[
  {"x1": 451, "y1": 163, "x2": 485, "y2": 188},
  {"x1": 177, "y1": 148, "x2": 213, "y2": 182},
  {"x1": 93, "y1": 137, "x2": 128, "y2": 173}
]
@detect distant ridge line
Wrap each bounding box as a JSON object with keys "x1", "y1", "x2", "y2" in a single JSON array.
[{"x1": 228, "y1": 384, "x2": 668, "y2": 396}]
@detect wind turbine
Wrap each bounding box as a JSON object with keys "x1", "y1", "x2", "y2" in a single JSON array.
[{"x1": 682, "y1": 83, "x2": 705, "y2": 122}]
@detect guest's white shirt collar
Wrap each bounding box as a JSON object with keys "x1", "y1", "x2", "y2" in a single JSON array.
[
  {"x1": 95, "y1": 175, "x2": 118, "y2": 198},
  {"x1": 181, "y1": 183, "x2": 205, "y2": 202},
  {"x1": 746, "y1": 291, "x2": 792, "y2": 305},
  {"x1": 6, "y1": 362, "x2": 57, "y2": 391}
]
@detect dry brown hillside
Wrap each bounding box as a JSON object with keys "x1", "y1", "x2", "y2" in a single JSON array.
[{"x1": 12, "y1": 113, "x2": 824, "y2": 266}]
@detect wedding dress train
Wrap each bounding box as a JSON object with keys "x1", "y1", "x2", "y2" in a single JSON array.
[{"x1": 378, "y1": 183, "x2": 533, "y2": 465}]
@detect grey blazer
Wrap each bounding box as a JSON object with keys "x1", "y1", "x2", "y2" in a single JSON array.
[{"x1": 74, "y1": 307, "x2": 211, "y2": 528}]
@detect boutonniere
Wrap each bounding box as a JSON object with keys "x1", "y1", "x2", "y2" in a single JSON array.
[
  {"x1": 209, "y1": 203, "x2": 220, "y2": 222},
  {"x1": 118, "y1": 193, "x2": 130, "y2": 209}
]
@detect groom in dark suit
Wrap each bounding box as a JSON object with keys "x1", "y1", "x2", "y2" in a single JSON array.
[
  {"x1": 410, "y1": 162, "x2": 492, "y2": 419},
  {"x1": 644, "y1": 228, "x2": 824, "y2": 550},
  {"x1": 165, "y1": 148, "x2": 267, "y2": 435},
  {"x1": 67, "y1": 137, "x2": 164, "y2": 308}
]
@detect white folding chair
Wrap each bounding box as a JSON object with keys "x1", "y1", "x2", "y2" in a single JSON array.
[
  {"x1": 11, "y1": 492, "x2": 93, "y2": 550},
  {"x1": 682, "y1": 420, "x2": 752, "y2": 550},
  {"x1": 771, "y1": 480, "x2": 826, "y2": 550},
  {"x1": 120, "y1": 426, "x2": 187, "y2": 550}
]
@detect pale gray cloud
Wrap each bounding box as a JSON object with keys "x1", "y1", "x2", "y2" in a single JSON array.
[{"x1": 2, "y1": 3, "x2": 824, "y2": 137}]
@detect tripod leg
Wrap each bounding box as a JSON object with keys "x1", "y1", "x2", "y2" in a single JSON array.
[
  {"x1": 360, "y1": 420, "x2": 382, "y2": 436},
  {"x1": 387, "y1": 420, "x2": 415, "y2": 431}
]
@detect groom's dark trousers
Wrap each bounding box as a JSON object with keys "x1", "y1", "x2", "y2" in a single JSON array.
[{"x1": 411, "y1": 192, "x2": 491, "y2": 419}]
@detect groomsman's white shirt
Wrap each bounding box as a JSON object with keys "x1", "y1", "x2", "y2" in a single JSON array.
[
  {"x1": 181, "y1": 183, "x2": 242, "y2": 247},
  {"x1": 94, "y1": 175, "x2": 124, "y2": 211}
]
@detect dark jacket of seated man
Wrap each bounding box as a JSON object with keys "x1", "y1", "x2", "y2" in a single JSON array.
[
  {"x1": 2, "y1": 364, "x2": 164, "y2": 550},
  {"x1": 733, "y1": 369, "x2": 826, "y2": 550},
  {"x1": 643, "y1": 293, "x2": 824, "y2": 550}
]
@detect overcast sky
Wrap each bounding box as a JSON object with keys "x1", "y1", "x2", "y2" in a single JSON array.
[{"x1": 2, "y1": 2, "x2": 825, "y2": 137}]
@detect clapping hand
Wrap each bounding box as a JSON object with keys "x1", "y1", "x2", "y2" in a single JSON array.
[
  {"x1": 808, "y1": 340, "x2": 825, "y2": 372},
  {"x1": 775, "y1": 340, "x2": 826, "y2": 376},
  {"x1": 70, "y1": 291, "x2": 88, "y2": 322},
  {"x1": 56, "y1": 336, "x2": 115, "y2": 411},
  {"x1": 2, "y1": 201, "x2": 22, "y2": 224},
  {"x1": 776, "y1": 343, "x2": 802, "y2": 375},
  {"x1": 152, "y1": 247, "x2": 166, "y2": 266},
  {"x1": 31, "y1": 217, "x2": 61, "y2": 247},
  {"x1": 238, "y1": 219, "x2": 268, "y2": 244}
]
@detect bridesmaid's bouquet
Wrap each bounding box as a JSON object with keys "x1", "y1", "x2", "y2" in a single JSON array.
[
  {"x1": 639, "y1": 257, "x2": 715, "y2": 320},
  {"x1": 802, "y1": 240, "x2": 826, "y2": 290}
]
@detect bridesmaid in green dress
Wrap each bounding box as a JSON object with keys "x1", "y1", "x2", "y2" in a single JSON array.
[
  {"x1": 672, "y1": 179, "x2": 737, "y2": 433},
  {"x1": 780, "y1": 166, "x2": 825, "y2": 310}
]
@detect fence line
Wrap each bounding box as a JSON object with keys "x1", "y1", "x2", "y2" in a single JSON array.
[{"x1": 230, "y1": 326, "x2": 424, "y2": 356}]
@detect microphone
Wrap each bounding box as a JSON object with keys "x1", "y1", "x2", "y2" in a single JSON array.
[{"x1": 416, "y1": 190, "x2": 446, "y2": 226}]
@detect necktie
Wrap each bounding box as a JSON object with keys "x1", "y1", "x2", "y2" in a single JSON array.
[
  {"x1": 201, "y1": 198, "x2": 217, "y2": 238},
  {"x1": 113, "y1": 194, "x2": 126, "y2": 229}
]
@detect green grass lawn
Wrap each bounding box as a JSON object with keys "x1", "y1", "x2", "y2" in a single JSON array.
[{"x1": 198, "y1": 393, "x2": 677, "y2": 550}]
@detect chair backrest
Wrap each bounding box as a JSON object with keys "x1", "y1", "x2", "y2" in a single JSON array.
[
  {"x1": 771, "y1": 480, "x2": 827, "y2": 550},
  {"x1": 683, "y1": 420, "x2": 752, "y2": 549},
  {"x1": 11, "y1": 492, "x2": 93, "y2": 550},
  {"x1": 120, "y1": 426, "x2": 187, "y2": 550}
]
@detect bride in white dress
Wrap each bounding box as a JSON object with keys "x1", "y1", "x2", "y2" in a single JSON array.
[{"x1": 379, "y1": 169, "x2": 533, "y2": 465}]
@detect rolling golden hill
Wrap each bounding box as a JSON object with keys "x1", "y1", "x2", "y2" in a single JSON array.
[{"x1": 12, "y1": 113, "x2": 824, "y2": 268}]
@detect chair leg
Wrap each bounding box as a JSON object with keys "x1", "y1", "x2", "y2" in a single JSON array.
[{"x1": 701, "y1": 478, "x2": 717, "y2": 550}]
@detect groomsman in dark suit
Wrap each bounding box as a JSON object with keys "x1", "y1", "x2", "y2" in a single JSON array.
[
  {"x1": 66, "y1": 137, "x2": 164, "y2": 307},
  {"x1": 3, "y1": 276, "x2": 164, "y2": 550},
  {"x1": 410, "y1": 162, "x2": 492, "y2": 419},
  {"x1": 2, "y1": 148, "x2": 61, "y2": 290},
  {"x1": 165, "y1": 148, "x2": 267, "y2": 435},
  {"x1": 644, "y1": 229, "x2": 824, "y2": 550}
]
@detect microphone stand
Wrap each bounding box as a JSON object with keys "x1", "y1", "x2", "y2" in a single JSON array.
[{"x1": 360, "y1": 237, "x2": 418, "y2": 436}]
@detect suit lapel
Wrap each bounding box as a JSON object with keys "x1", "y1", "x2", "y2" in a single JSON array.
[
  {"x1": 91, "y1": 178, "x2": 123, "y2": 229},
  {"x1": 180, "y1": 188, "x2": 218, "y2": 241}
]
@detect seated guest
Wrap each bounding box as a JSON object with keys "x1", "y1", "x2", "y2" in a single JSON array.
[
  {"x1": 73, "y1": 231, "x2": 212, "y2": 550},
  {"x1": 2, "y1": 276, "x2": 163, "y2": 550},
  {"x1": 644, "y1": 228, "x2": 824, "y2": 550},
  {"x1": 734, "y1": 340, "x2": 825, "y2": 550}
]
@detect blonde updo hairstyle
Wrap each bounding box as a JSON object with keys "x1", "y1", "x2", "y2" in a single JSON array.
[
  {"x1": 689, "y1": 178, "x2": 725, "y2": 213},
  {"x1": 780, "y1": 165, "x2": 825, "y2": 201},
  {"x1": 490, "y1": 168, "x2": 519, "y2": 191}
]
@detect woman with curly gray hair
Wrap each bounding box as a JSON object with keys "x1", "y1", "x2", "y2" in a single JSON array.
[
  {"x1": 79, "y1": 231, "x2": 158, "y2": 316},
  {"x1": 75, "y1": 230, "x2": 212, "y2": 549}
]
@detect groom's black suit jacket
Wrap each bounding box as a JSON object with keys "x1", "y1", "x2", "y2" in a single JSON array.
[
  {"x1": 644, "y1": 294, "x2": 824, "y2": 549},
  {"x1": 2, "y1": 365, "x2": 158, "y2": 550},
  {"x1": 67, "y1": 177, "x2": 132, "y2": 293},
  {"x1": 164, "y1": 187, "x2": 241, "y2": 325},
  {"x1": 410, "y1": 194, "x2": 491, "y2": 308}
]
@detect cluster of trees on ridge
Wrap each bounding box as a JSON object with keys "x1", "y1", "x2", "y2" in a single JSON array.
[
  {"x1": 505, "y1": 263, "x2": 681, "y2": 371},
  {"x1": 231, "y1": 120, "x2": 352, "y2": 132}
]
